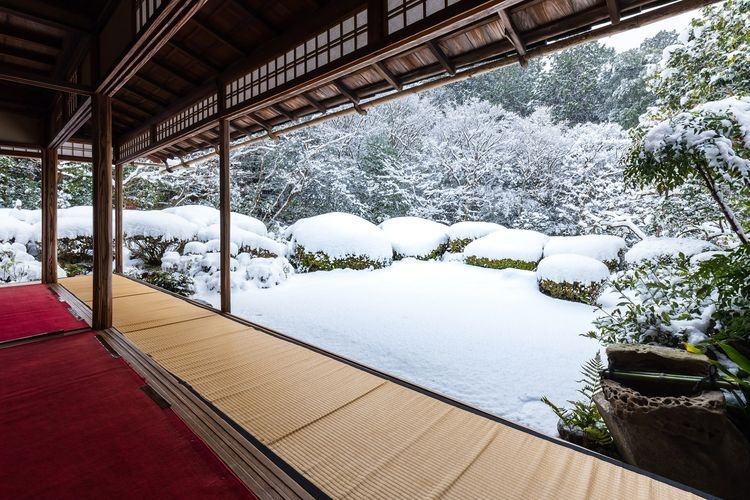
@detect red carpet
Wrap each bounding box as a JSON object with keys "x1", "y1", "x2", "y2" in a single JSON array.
[
  {"x1": 0, "y1": 333, "x2": 255, "y2": 499},
  {"x1": 0, "y1": 284, "x2": 88, "y2": 342}
]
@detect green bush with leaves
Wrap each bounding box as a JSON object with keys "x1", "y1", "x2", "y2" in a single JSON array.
[
  {"x1": 538, "y1": 279, "x2": 603, "y2": 303},
  {"x1": 128, "y1": 269, "x2": 195, "y2": 297},
  {"x1": 465, "y1": 256, "x2": 537, "y2": 271},
  {"x1": 292, "y1": 245, "x2": 389, "y2": 272},
  {"x1": 542, "y1": 353, "x2": 613, "y2": 450},
  {"x1": 57, "y1": 236, "x2": 93, "y2": 274},
  {"x1": 126, "y1": 236, "x2": 186, "y2": 267}
]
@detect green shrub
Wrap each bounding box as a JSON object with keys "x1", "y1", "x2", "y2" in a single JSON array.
[
  {"x1": 293, "y1": 245, "x2": 389, "y2": 272},
  {"x1": 465, "y1": 256, "x2": 537, "y2": 271},
  {"x1": 58, "y1": 236, "x2": 92, "y2": 265},
  {"x1": 129, "y1": 269, "x2": 194, "y2": 296},
  {"x1": 538, "y1": 278, "x2": 603, "y2": 303},
  {"x1": 394, "y1": 243, "x2": 448, "y2": 261},
  {"x1": 448, "y1": 238, "x2": 473, "y2": 253},
  {"x1": 62, "y1": 262, "x2": 89, "y2": 277},
  {"x1": 126, "y1": 235, "x2": 185, "y2": 266}
]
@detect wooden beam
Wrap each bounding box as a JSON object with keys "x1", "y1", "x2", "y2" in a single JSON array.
[
  {"x1": 189, "y1": 16, "x2": 245, "y2": 56},
  {"x1": 167, "y1": 39, "x2": 223, "y2": 71},
  {"x1": 426, "y1": 40, "x2": 456, "y2": 75},
  {"x1": 496, "y1": 9, "x2": 527, "y2": 63},
  {"x1": 41, "y1": 148, "x2": 58, "y2": 284},
  {"x1": 0, "y1": 1, "x2": 91, "y2": 32},
  {"x1": 219, "y1": 118, "x2": 231, "y2": 314},
  {"x1": 245, "y1": 113, "x2": 273, "y2": 133},
  {"x1": 0, "y1": 69, "x2": 92, "y2": 95},
  {"x1": 270, "y1": 104, "x2": 295, "y2": 121},
  {"x1": 605, "y1": 0, "x2": 622, "y2": 24},
  {"x1": 332, "y1": 79, "x2": 360, "y2": 104},
  {"x1": 372, "y1": 61, "x2": 402, "y2": 91},
  {"x1": 115, "y1": 163, "x2": 124, "y2": 274},
  {"x1": 300, "y1": 92, "x2": 326, "y2": 113},
  {"x1": 229, "y1": 0, "x2": 278, "y2": 35},
  {"x1": 92, "y1": 93, "x2": 113, "y2": 330}
]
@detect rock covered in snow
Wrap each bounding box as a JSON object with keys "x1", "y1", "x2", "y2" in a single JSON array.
[
  {"x1": 447, "y1": 221, "x2": 504, "y2": 252},
  {"x1": 379, "y1": 216, "x2": 449, "y2": 259},
  {"x1": 464, "y1": 229, "x2": 549, "y2": 270},
  {"x1": 543, "y1": 234, "x2": 626, "y2": 270},
  {"x1": 624, "y1": 237, "x2": 719, "y2": 265},
  {"x1": 537, "y1": 254, "x2": 610, "y2": 303},
  {"x1": 285, "y1": 212, "x2": 392, "y2": 271},
  {"x1": 0, "y1": 241, "x2": 66, "y2": 283}
]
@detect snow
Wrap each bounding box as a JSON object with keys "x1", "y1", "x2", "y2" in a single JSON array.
[
  {"x1": 244, "y1": 257, "x2": 294, "y2": 288},
  {"x1": 379, "y1": 216, "x2": 449, "y2": 258},
  {"x1": 537, "y1": 254, "x2": 610, "y2": 285},
  {"x1": 31, "y1": 216, "x2": 92, "y2": 241},
  {"x1": 543, "y1": 234, "x2": 626, "y2": 263},
  {"x1": 447, "y1": 221, "x2": 505, "y2": 241},
  {"x1": 123, "y1": 210, "x2": 199, "y2": 240},
  {"x1": 196, "y1": 224, "x2": 285, "y2": 256},
  {"x1": 183, "y1": 241, "x2": 209, "y2": 255},
  {"x1": 200, "y1": 259, "x2": 598, "y2": 436},
  {"x1": 624, "y1": 237, "x2": 719, "y2": 264},
  {"x1": 165, "y1": 205, "x2": 267, "y2": 236},
  {"x1": 0, "y1": 215, "x2": 33, "y2": 244},
  {"x1": 284, "y1": 212, "x2": 392, "y2": 262},
  {"x1": 464, "y1": 229, "x2": 549, "y2": 262},
  {"x1": 205, "y1": 239, "x2": 239, "y2": 256}
]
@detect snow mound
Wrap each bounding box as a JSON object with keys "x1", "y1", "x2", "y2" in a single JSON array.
[
  {"x1": 245, "y1": 257, "x2": 294, "y2": 288},
  {"x1": 285, "y1": 212, "x2": 392, "y2": 268},
  {"x1": 537, "y1": 254, "x2": 610, "y2": 285},
  {"x1": 0, "y1": 241, "x2": 65, "y2": 283},
  {"x1": 690, "y1": 251, "x2": 726, "y2": 265},
  {"x1": 625, "y1": 237, "x2": 719, "y2": 265},
  {"x1": 464, "y1": 229, "x2": 549, "y2": 268},
  {"x1": 123, "y1": 210, "x2": 198, "y2": 240},
  {"x1": 205, "y1": 239, "x2": 239, "y2": 257},
  {"x1": 196, "y1": 224, "x2": 284, "y2": 256},
  {"x1": 448, "y1": 221, "x2": 504, "y2": 240},
  {"x1": 0, "y1": 215, "x2": 33, "y2": 244},
  {"x1": 31, "y1": 216, "x2": 93, "y2": 241},
  {"x1": 379, "y1": 216, "x2": 448, "y2": 259},
  {"x1": 183, "y1": 241, "x2": 208, "y2": 255},
  {"x1": 544, "y1": 235, "x2": 626, "y2": 268},
  {"x1": 165, "y1": 205, "x2": 267, "y2": 236}
]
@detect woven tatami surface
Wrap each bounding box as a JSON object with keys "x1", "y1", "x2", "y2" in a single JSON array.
[{"x1": 61, "y1": 275, "x2": 699, "y2": 499}]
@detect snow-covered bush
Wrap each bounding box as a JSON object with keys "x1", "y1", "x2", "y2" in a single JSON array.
[
  {"x1": 124, "y1": 210, "x2": 198, "y2": 266},
  {"x1": 0, "y1": 214, "x2": 33, "y2": 245},
  {"x1": 196, "y1": 224, "x2": 284, "y2": 258},
  {"x1": 537, "y1": 254, "x2": 610, "y2": 302},
  {"x1": 379, "y1": 216, "x2": 449, "y2": 260},
  {"x1": 464, "y1": 229, "x2": 549, "y2": 270},
  {"x1": 285, "y1": 212, "x2": 392, "y2": 272},
  {"x1": 165, "y1": 205, "x2": 267, "y2": 236},
  {"x1": 447, "y1": 221, "x2": 504, "y2": 252},
  {"x1": 624, "y1": 237, "x2": 718, "y2": 266},
  {"x1": 0, "y1": 242, "x2": 63, "y2": 283},
  {"x1": 128, "y1": 268, "x2": 195, "y2": 297},
  {"x1": 245, "y1": 257, "x2": 294, "y2": 288},
  {"x1": 544, "y1": 235, "x2": 626, "y2": 270}
]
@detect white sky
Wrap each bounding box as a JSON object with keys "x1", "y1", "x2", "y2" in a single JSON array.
[{"x1": 601, "y1": 10, "x2": 701, "y2": 52}]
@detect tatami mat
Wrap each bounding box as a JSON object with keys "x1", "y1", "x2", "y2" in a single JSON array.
[{"x1": 60, "y1": 276, "x2": 700, "y2": 499}]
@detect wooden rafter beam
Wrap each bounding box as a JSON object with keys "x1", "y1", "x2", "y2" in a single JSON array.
[
  {"x1": 332, "y1": 79, "x2": 360, "y2": 104},
  {"x1": 189, "y1": 16, "x2": 245, "y2": 56},
  {"x1": 0, "y1": 2, "x2": 90, "y2": 32},
  {"x1": 496, "y1": 9, "x2": 527, "y2": 66},
  {"x1": 605, "y1": 0, "x2": 622, "y2": 24},
  {"x1": 148, "y1": 58, "x2": 203, "y2": 87},
  {"x1": 270, "y1": 104, "x2": 295, "y2": 121},
  {"x1": 229, "y1": 0, "x2": 278, "y2": 35},
  {"x1": 300, "y1": 92, "x2": 326, "y2": 113},
  {"x1": 426, "y1": 40, "x2": 456, "y2": 75},
  {"x1": 123, "y1": 85, "x2": 169, "y2": 108},
  {"x1": 167, "y1": 39, "x2": 223, "y2": 71},
  {"x1": 0, "y1": 69, "x2": 92, "y2": 95},
  {"x1": 133, "y1": 74, "x2": 181, "y2": 99},
  {"x1": 245, "y1": 113, "x2": 273, "y2": 132},
  {"x1": 372, "y1": 61, "x2": 402, "y2": 91}
]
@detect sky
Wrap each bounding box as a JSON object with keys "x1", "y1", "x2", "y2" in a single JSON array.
[{"x1": 601, "y1": 10, "x2": 701, "y2": 52}]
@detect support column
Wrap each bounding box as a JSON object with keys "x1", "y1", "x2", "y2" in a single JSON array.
[
  {"x1": 92, "y1": 93, "x2": 112, "y2": 330},
  {"x1": 41, "y1": 148, "x2": 58, "y2": 283},
  {"x1": 114, "y1": 163, "x2": 123, "y2": 274},
  {"x1": 219, "y1": 118, "x2": 231, "y2": 313}
]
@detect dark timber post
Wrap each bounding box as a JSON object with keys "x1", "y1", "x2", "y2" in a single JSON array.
[
  {"x1": 41, "y1": 148, "x2": 58, "y2": 283},
  {"x1": 92, "y1": 93, "x2": 113, "y2": 330},
  {"x1": 114, "y1": 163, "x2": 124, "y2": 274},
  {"x1": 219, "y1": 118, "x2": 231, "y2": 313}
]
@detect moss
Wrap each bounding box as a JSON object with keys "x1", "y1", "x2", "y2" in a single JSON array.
[
  {"x1": 292, "y1": 245, "x2": 389, "y2": 272},
  {"x1": 394, "y1": 242, "x2": 448, "y2": 261},
  {"x1": 538, "y1": 278, "x2": 603, "y2": 303},
  {"x1": 465, "y1": 256, "x2": 538, "y2": 271},
  {"x1": 448, "y1": 238, "x2": 473, "y2": 253}
]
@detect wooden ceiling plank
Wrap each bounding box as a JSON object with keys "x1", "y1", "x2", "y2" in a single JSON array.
[
  {"x1": 189, "y1": 16, "x2": 246, "y2": 56},
  {"x1": 123, "y1": 85, "x2": 169, "y2": 108},
  {"x1": 228, "y1": 0, "x2": 278, "y2": 35},
  {"x1": 167, "y1": 39, "x2": 223, "y2": 72},
  {"x1": 300, "y1": 92, "x2": 327, "y2": 113},
  {"x1": 270, "y1": 104, "x2": 295, "y2": 121},
  {"x1": 148, "y1": 58, "x2": 203, "y2": 87},
  {"x1": 133, "y1": 74, "x2": 181, "y2": 99},
  {"x1": 0, "y1": 2, "x2": 90, "y2": 33},
  {"x1": 332, "y1": 79, "x2": 360, "y2": 104},
  {"x1": 372, "y1": 61, "x2": 402, "y2": 91},
  {"x1": 425, "y1": 40, "x2": 456, "y2": 75}
]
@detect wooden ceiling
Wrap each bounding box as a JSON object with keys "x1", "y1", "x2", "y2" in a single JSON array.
[{"x1": 0, "y1": 0, "x2": 718, "y2": 164}]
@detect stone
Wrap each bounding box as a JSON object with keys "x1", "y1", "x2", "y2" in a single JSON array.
[{"x1": 606, "y1": 343, "x2": 710, "y2": 376}]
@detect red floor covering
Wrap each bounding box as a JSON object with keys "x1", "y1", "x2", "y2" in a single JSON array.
[
  {"x1": 0, "y1": 284, "x2": 88, "y2": 342},
  {"x1": 0, "y1": 333, "x2": 256, "y2": 500}
]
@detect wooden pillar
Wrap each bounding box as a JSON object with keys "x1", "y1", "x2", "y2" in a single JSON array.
[
  {"x1": 219, "y1": 118, "x2": 231, "y2": 313},
  {"x1": 41, "y1": 148, "x2": 58, "y2": 283},
  {"x1": 92, "y1": 93, "x2": 113, "y2": 330},
  {"x1": 114, "y1": 163, "x2": 123, "y2": 274}
]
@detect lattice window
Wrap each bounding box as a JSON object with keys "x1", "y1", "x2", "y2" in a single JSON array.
[
  {"x1": 386, "y1": 0, "x2": 460, "y2": 34},
  {"x1": 119, "y1": 130, "x2": 150, "y2": 160},
  {"x1": 58, "y1": 141, "x2": 92, "y2": 160},
  {"x1": 136, "y1": 0, "x2": 164, "y2": 33},
  {"x1": 156, "y1": 94, "x2": 218, "y2": 141},
  {"x1": 0, "y1": 145, "x2": 41, "y2": 157},
  {"x1": 226, "y1": 9, "x2": 368, "y2": 109}
]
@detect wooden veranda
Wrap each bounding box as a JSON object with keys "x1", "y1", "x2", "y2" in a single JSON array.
[{"x1": 0, "y1": 0, "x2": 719, "y2": 497}]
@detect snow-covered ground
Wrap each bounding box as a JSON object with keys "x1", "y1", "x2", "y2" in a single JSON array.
[{"x1": 200, "y1": 258, "x2": 599, "y2": 436}]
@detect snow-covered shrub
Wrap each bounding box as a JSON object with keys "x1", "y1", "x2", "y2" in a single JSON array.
[
  {"x1": 245, "y1": 257, "x2": 294, "y2": 288},
  {"x1": 544, "y1": 234, "x2": 626, "y2": 271},
  {"x1": 537, "y1": 254, "x2": 610, "y2": 303},
  {"x1": 0, "y1": 214, "x2": 33, "y2": 245},
  {"x1": 196, "y1": 224, "x2": 284, "y2": 258},
  {"x1": 200, "y1": 252, "x2": 239, "y2": 273},
  {"x1": 446, "y1": 221, "x2": 504, "y2": 252},
  {"x1": 285, "y1": 212, "x2": 392, "y2": 272},
  {"x1": 124, "y1": 210, "x2": 198, "y2": 266},
  {"x1": 0, "y1": 242, "x2": 45, "y2": 283},
  {"x1": 165, "y1": 205, "x2": 267, "y2": 236},
  {"x1": 464, "y1": 229, "x2": 549, "y2": 271},
  {"x1": 379, "y1": 216, "x2": 449, "y2": 260},
  {"x1": 624, "y1": 237, "x2": 718, "y2": 266},
  {"x1": 183, "y1": 241, "x2": 208, "y2": 255},
  {"x1": 205, "y1": 239, "x2": 239, "y2": 257},
  {"x1": 44, "y1": 216, "x2": 94, "y2": 275},
  {"x1": 128, "y1": 268, "x2": 194, "y2": 297}
]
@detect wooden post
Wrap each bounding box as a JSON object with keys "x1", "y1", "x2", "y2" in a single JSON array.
[
  {"x1": 115, "y1": 163, "x2": 124, "y2": 273},
  {"x1": 41, "y1": 148, "x2": 58, "y2": 283},
  {"x1": 219, "y1": 118, "x2": 231, "y2": 313},
  {"x1": 92, "y1": 93, "x2": 113, "y2": 330}
]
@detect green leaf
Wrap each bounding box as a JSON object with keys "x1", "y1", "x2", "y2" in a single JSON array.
[
  {"x1": 684, "y1": 343, "x2": 704, "y2": 354},
  {"x1": 719, "y1": 343, "x2": 750, "y2": 374}
]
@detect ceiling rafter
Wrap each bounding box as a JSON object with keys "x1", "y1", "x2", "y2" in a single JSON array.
[
  {"x1": 300, "y1": 92, "x2": 327, "y2": 113},
  {"x1": 167, "y1": 39, "x2": 223, "y2": 72},
  {"x1": 189, "y1": 16, "x2": 246, "y2": 56},
  {"x1": 372, "y1": 61, "x2": 402, "y2": 91},
  {"x1": 228, "y1": 0, "x2": 278, "y2": 35},
  {"x1": 496, "y1": 9, "x2": 527, "y2": 66},
  {"x1": 605, "y1": 0, "x2": 621, "y2": 24},
  {"x1": 270, "y1": 104, "x2": 295, "y2": 121},
  {"x1": 425, "y1": 40, "x2": 456, "y2": 75}
]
